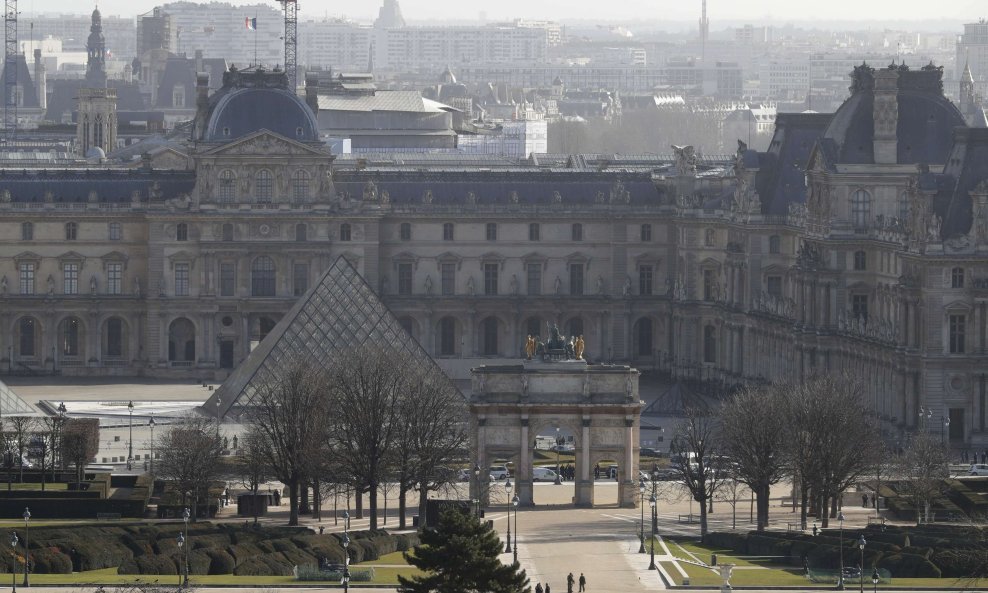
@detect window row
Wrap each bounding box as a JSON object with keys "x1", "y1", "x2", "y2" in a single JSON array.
[
  {"x1": 400, "y1": 222, "x2": 657, "y2": 242},
  {"x1": 172, "y1": 257, "x2": 311, "y2": 298},
  {"x1": 216, "y1": 169, "x2": 312, "y2": 203},
  {"x1": 19, "y1": 222, "x2": 122, "y2": 241},
  {"x1": 12, "y1": 262, "x2": 126, "y2": 295}
]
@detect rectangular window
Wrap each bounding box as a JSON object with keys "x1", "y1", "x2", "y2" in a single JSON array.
[
  {"x1": 529, "y1": 223, "x2": 540, "y2": 241},
  {"x1": 18, "y1": 263, "x2": 35, "y2": 295},
  {"x1": 293, "y1": 263, "x2": 308, "y2": 297},
  {"x1": 443, "y1": 223, "x2": 454, "y2": 241},
  {"x1": 639, "y1": 265, "x2": 653, "y2": 296},
  {"x1": 641, "y1": 223, "x2": 652, "y2": 242},
  {"x1": 441, "y1": 263, "x2": 455, "y2": 296},
  {"x1": 950, "y1": 314, "x2": 967, "y2": 354},
  {"x1": 220, "y1": 263, "x2": 236, "y2": 297},
  {"x1": 397, "y1": 263, "x2": 413, "y2": 295},
  {"x1": 109, "y1": 222, "x2": 122, "y2": 241},
  {"x1": 527, "y1": 263, "x2": 541, "y2": 295},
  {"x1": 484, "y1": 263, "x2": 499, "y2": 295},
  {"x1": 572, "y1": 223, "x2": 583, "y2": 241},
  {"x1": 766, "y1": 276, "x2": 782, "y2": 298},
  {"x1": 485, "y1": 223, "x2": 497, "y2": 241},
  {"x1": 174, "y1": 263, "x2": 190, "y2": 297},
  {"x1": 63, "y1": 263, "x2": 79, "y2": 295},
  {"x1": 107, "y1": 263, "x2": 122, "y2": 295},
  {"x1": 851, "y1": 294, "x2": 868, "y2": 322},
  {"x1": 703, "y1": 269, "x2": 716, "y2": 301},
  {"x1": 569, "y1": 263, "x2": 584, "y2": 295}
]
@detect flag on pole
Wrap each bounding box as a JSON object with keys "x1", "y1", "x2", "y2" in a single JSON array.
[{"x1": 245, "y1": 17, "x2": 257, "y2": 31}]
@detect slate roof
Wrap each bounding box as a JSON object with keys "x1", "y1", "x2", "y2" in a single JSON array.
[
  {"x1": 45, "y1": 79, "x2": 147, "y2": 123},
  {"x1": 935, "y1": 127, "x2": 988, "y2": 239},
  {"x1": 0, "y1": 55, "x2": 40, "y2": 108},
  {"x1": 755, "y1": 113, "x2": 831, "y2": 216},
  {"x1": 155, "y1": 55, "x2": 227, "y2": 109},
  {"x1": 0, "y1": 169, "x2": 196, "y2": 203}
]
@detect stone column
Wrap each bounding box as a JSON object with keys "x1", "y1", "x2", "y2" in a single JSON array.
[
  {"x1": 518, "y1": 417, "x2": 533, "y2": 506},
  {"x1": 472, "y1": 417, "x2": 487, "y2": 502},
  {"x1": 620, "y1": 418, "x2": 636, "y2": 508},
  {"x1": 575, "y1": 417, "x2": 594, "y2": 507}
]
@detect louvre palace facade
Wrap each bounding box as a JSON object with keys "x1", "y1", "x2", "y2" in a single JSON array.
[{"x1": 2, "y1": 63, "x2": 988, "y2": 446}]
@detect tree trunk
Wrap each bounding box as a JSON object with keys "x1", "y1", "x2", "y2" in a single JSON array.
[
  {"x1": 355, "y1": 486, "x2": 363, "y2": 519},
  {"x1": 418, "y1": 483, "x2": 429, "y2": 527},
  {"x1": 253, "y1": 486, "x2": 260, "y2": 525},
  {"x1": 398, "y1": 483, "x2": 408, "y2": 529},
  {"x1": 369, "y1": 479, "x2": 379, "y2": 530},
  {"x1": 756, "y1": 483, "x2": 770, "y2": 531},
  {"x1": 313, "y1": 480, "x2": 321, "y2": 521},
  {"x1": 820, "y1": 493, "x2": 830, "y2": 528},
  {"x1": 799, "y1": 483, "x2": 809, "y2": 531},
  {"x1": 300, "y1": 480, "x2": 311, "y2": 515},
  {"x1": 699, "y1": 494, "x2": 709, "y2": 536},
  {"x1": 288, "y1": 480, "x2": 300, "y2": 526}
]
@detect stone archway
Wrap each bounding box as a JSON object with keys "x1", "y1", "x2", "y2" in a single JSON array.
[{"x1": 470, "y1": 360, "x2": 641, "y2": 508}]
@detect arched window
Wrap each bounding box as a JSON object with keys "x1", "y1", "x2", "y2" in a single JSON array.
[
  {"x1": 218, "y1": 169, "x2": 236, "y2": 202},
  {"x1": 438, "y1": 317, "x2": 456, "y2": 356},
  {"x1": 17, "y1": 317, "x2": 37, "y2": 357},
  {"x1": 768, "y1": 235, "x2": 781, "y2": 254},
  {"x1": 850, "y1": 189, "x2": 871, "y2": 229},
  {"x1": 292, "y1": 170, "x2": 310, "y2": 202},
  {"x1": 176, "y1": 223, "x2": 188, "y2": 241},
  {"x1": 566, "y1": 318, "x2": 584, "y2": 339},
  {"x1": 255, "y1": 169, "x2": 273, "y2": 203},
  {"x1": 167, "y1": 318, "x2": 196, "y2": 362},
  {"x1": 251, "y1": 256, "x2": 276, "y2": 297},
  {"x1": 258, "y1": 317, "x2": 277, "y2": 342},
  {"x1": 21, "y1": 222, "x2": 33, "y2": 241},
  {"x1": 481, "y1": 316, "x2": 499, "y2": 355},
  {"x1": 65, "y1": 222, "x2": 78, "y2": 240},
  {"x1": 853, "y1": 250, "x2": 867, "y2": 271},
  {"x1": 61, "y1": 317, "x2": 81, "y2": 357},
  {"x1": 400, "y1": 222, "x2": 412, "y2": 241},
  {"x1": 339, "y1": 223, "x2": 352, "y2": 241},
  {"x1": 295, "y1": 223, "x2": 307, "y2": 242},
  {"x1": 952, "y1": 267, "x2": 965, "y2": 289},
  {"x1": 525, "y1": 317, "x2": 544, "y2": 341},
  {"x1": 635, "y1": 318, "x2": 653, "y2": 357},
  {"x1": 703, "y1": 325, "x2": 717, "y2": 363}
]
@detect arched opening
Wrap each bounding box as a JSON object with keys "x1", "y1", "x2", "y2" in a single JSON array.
[
  {"x1": 530, "y1": 425, "x2": 576, "y2": 503},
  {"x1": 524, "y1": 316, "x2": 544, "y2": 341},
  {"x1": 15, "y1": 317, "x2": 39, "y2": 359},
  {"x1": 481, "y1": 316, "x2": 500, "y2": 356},
  {"x1": 437, "y1": 316, "x2": 459, "y2": 357},
  {"x1": 566, "y1": 317, "x2": 585, "y2": 341},
  {"x1": 258, "y1": 316, "x2": 277, "y2": 342},
  {"x1": 59, "y1": 317, "x2": 84, "y2": 358},
  {"x1": 167, "y1": 318, "x2": 196, "y2": 363},
  {"x1": 251, "y1": 256, "x2": 276, "y2": 297},
  {"x1": 634, "y1": 318, "x2": 653, "y2": 358},
  {"x1": 103, "y1": 317, "x2": 128, "y2": 359}
]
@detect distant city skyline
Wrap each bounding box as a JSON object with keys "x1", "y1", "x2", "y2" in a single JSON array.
[{"x1": 21, "y1": 0, "x2": 988, "y2": 26}]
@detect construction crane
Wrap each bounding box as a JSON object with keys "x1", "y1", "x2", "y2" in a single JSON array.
[
  {"x1": 3, "y1": 0, "x2": 17, "y2": 141},
  {"x1": 280, "y1": 0, "x2": 297, "y2": 90}
]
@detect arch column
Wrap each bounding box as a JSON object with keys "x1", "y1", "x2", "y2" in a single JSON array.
[
  {"x1": 618, "y1": 417, "x2": 637, "y2": 508},
  {"x1": 575, "y1": 416, "x2": 594, "y2": 507},
  {"x1": 518, "y1": 417, "x2": 533, "y2": 506}
]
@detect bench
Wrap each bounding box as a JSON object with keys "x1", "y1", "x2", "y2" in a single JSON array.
[
  {"x1": 96, "y1": 512, "x2": 122, "y2": 520},
  {"x1": 678, "y1": 514, "x2": 695, "y2": 523}
]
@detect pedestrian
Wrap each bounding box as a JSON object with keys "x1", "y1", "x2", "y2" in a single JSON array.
[
  {"x1": 567, "y1": 572, "x2": 575, "y2": 593},
  {"x1": 861, "y1": 494, "x2": 867, "y2": 507},
  {"x1": 319, "y1": 526, "x2": 324, "y2": 535},
  {"x1": 546, "y1": 583, "x2": 551, "y2": 593},
  {"x1": 812, "y1": 523, "x2": 817, "y2": 537},
  {"x1": 579, "y1": 573, "x2": 587, "y2": 592},
  {"x1": 536, "y1": 583, "x2": 544, "y2": 593},
  {"x1": 594, "y1": 463, "x2": 600, "y2": 480}
]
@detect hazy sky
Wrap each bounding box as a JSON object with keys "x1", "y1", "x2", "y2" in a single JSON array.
[{"x1": 25, "y1": 0, "x2": 986, "y2": 24}]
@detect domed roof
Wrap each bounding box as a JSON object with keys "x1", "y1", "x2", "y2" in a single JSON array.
[
  {"x1": 821, "y1": 63, "x2": 965, "y2": 165},
  {"x1": 201, "y1": 67, "x2": 320, "y2": 144}
]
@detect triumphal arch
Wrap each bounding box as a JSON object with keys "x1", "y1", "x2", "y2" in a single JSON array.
[{"x1": 469, "y1": 359, "x2": 642, "y2": 508}]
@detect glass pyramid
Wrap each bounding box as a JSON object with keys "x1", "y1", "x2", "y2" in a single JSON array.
[
  {"x1": 0, "y1": 379, "x2": 37, "y2": 415},
  {"x1": 206, "y1": 256, "x2": 460, "y2": 417}
]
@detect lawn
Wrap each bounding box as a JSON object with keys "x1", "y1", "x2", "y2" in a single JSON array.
[{"x1": 23, "y1": 566, "x2": 423, "y2": 586}]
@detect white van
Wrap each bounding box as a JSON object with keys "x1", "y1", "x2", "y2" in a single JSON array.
[{"x1": 533, "y1": 467, "x2": 558, "y2": 482}]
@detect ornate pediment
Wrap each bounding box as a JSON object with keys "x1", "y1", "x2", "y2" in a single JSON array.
[
  {"x1": 392, "y1": 251, "x2": 419, "y2": 270},
  {"x1": 13, "y1": 251, "x2": 42, "y2": 263},
  {"x1": 101, "y1": 251, "x2": 130, "y2": 270},
  {"x1": 200, "y1": 130, "x2": 328, "y2": 158},
  {"x1": 57, "y1": 251, "x2": 87, "y2": 263},
  {"x1": 167, "y1": 250, "x2": 198, "y2": 269},
  {"x1": 480, "y1": 251, "x2": 506, "y2": 269}
]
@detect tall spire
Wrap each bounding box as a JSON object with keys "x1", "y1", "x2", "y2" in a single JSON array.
[{"x1": 85, "y1": 5, "x2": 107, "y2": 87}]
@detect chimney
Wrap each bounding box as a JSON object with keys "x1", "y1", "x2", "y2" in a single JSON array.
[
  {"x1": 195, "y1": 49, "x2": 203, "y2": 75},
  {"x1": 305, "y1": 72, "x2": 319, "y2": 116},
  {"x1": 872, "y1": 69, "x2": 899, "y2": 165},
  {"x1": 194, "y1": 73, "x2": 210, "y2": 140},
  {"x1": 33, "y1": 49, "x2": 46, "y2": 111}
]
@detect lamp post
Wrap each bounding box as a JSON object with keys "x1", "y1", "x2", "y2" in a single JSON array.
[
  {"x1": 504, "y1": 479, "x2": 513, "y2": 553},
  {"x1": 181, "y1": 507, "x2": 190, "y2": 587},
  {"x1": 943, "y1": 416, "x2": 950, "y2": 445},
  {"x1": 638, "y1": 479, "x2": 646, "y2": 553},
  {"x1": 127, "y1": 400, "x2": 134, "y2": 470},
  {"x1": 648, "y1": 493, "x2": 657, "y2": 570},
  {"x1": 511, "y1": 493, "x2": 519, "y2": 565},
  {"x1": 341, "y1": 515, "x2": 351, "y2": 593},
  {"x1": 871, "y1": 568, "x2": 879, "y2": 593},
  {"x1": 858, "y1": 535, "x2": 866, "y2": 593},
  {"x1": 473, "y1": 464, "x2": 481, "y2": 516},
  {"x1": 554, "y1": 427, "x2": 562, "y2": 485},
  {"x1": 21, "y1": 508, "x2": 29, "y2": 587},
  {"x1": 56, "y1": 402, "x2": 66, "y2": 476},
  {"x1": 9, "y1": 532, "x2": 16, "y2": 593},
  {"x1": 148, "y1": 415, "x2": 156, "y2": 474},
  {"x1": 176, "y1": 532, "x2": 185, "y2": 590},
  {"x1": 837, "y1": 512, "x2": 845, "y2": 590}
]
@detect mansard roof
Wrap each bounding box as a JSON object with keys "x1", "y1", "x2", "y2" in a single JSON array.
[
  {"x1": 756, "y1": 112, "x2": 831, "y2": 216},
  {"x1": 935, "y1": 127, "x2": 988, "y2": 239},
  {"x1": 0, "y1": 169, "x2": 195, "y2": 203}
]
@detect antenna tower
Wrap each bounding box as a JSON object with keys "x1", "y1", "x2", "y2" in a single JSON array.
[
  {"x1": 699, "y1": 0, "x2": 709, "y2": 61},
  {"x1": 3, "y1": 0, "x2": 17, "y2": 140},
  {"x1": 280, "y1": 0, "x2": 297, "y2": 90}
]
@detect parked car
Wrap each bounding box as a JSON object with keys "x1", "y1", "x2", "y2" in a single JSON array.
[
  {"x1": 550, "y1": 444, "x2": 575, "y2": 453},
  {"x1": 640, "y1": 447, "x2": 662, "y2": 458},
  {"x1": 970, "y1": 464, "x2": 988, "y2": 476},
  {"x1": 533, "y1": 467, "x2": 558, "y2": 482},
  {"x1": 458, "y1": 468, "x2": 494, "y2": 482},
  {"x1": 489, "y1": 465, "x2": 510, "y2": 480}
]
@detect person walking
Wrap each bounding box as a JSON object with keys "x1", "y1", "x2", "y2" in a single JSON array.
[
  {"x1": 545, "y1": 583, "x2": 551, "y2": 593},
  {"x1": 567, "y1": 572, "x2": 575, "y2": 593},
  {"x1": 536, "y1": 583, "x2": 543, "y2": 593},
  {"x1": 579, "y1": 573, "x2": 587, "y2": 592}
]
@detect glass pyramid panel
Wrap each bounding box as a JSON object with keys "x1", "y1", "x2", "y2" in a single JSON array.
[
  {"x1": 0, "y1": 379, "x2": 37, "y2": 415},
  {"x1": 206, "y1": 256, "x2": 460, "y2": 417}
]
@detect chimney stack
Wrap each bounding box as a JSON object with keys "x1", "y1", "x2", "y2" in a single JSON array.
[
  {"x1": 33, "y1": 48, "x2": 46, "y2": 111},
  {"x1": 195, "y1": 49, "x2": 203, "y2": 75},
  {"x1": 194, "y1": 73, "x2": 210, "y2": 140},
  {"x1": 872, "y1": 69, "x2": 899, "y2": 165},
  {"x1": 305, "y1": 72, "x2": 319, "y2": 116}
]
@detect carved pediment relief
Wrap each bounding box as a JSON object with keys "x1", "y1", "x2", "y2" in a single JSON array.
[
  {"x1": 435, "y1": 251, "x2": 462, "y2": 271},
  {"x1": 944, "y1": 300, "x2": 973, "y2": 313},
  {"x1": 101, "y1": 251, "x2": 130, "y2": 270},
  {"x1": 201, "y1": 130, "x2": 328, "y2": 158},
  {"x1": 167, "y1": 250, "x2": 198, "y2": 270},
  {"x1": 57, "y1": 251, "x2": 87, "y2": 264},
  {"x1": 13, "y1": 251, "x2": 42, "y2": 263},
  {"x1": 480, "y1": 252, "x2": 506, "y2": 270},
  {"x1": 392, "y1": 251, "x2": 419, "y2": 270}
]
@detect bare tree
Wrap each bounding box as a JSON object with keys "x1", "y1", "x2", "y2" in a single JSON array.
[
  {"x1": 714, "y1": 471, "x2": 749, "y2": 530},
  {"x1": 897, "y1": 430, "x2": 950, "y2": 524},
  {"x1": 156, "y1": 413, "x2": 223, "y2": 519},
  {"x1": 8, "y1": 417, "x2": 35, "y2": 483},
  {"x1": 236, "y1": 427, "x2": 270, "y2": 525},
  {"x1": 669, "y1": 406, "x2": 719, "y2": 537},
  {"x1": 245, "y1": 359, "x2": 329, "y2": 526},
  {"x1": 719, "y1": 384, "x2": 787, "y2": 531},
  {"x1": 61, "y1": 418, "x2": 100, "y2": 485},
  {"x1": 27, "y1": 424, "x2": 52, "y2": 491}
]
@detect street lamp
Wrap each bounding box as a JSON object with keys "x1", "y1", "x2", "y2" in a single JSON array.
[
  {"x1": 473, "y1": 464, "x2": 481, "y2": 516},
  {"x1": 837, "y1": 512, "x2": 845, "y2": 590},
  {"x1": 181, "y1": 507, "x2": 190, "y2": 587},
  {"x1": 504, "y1": 479, "x2": 513, "y2": 553},
  {"x1": 638, "y1": 479, "x2": 646, "y2": 554},
  {"x1": 341, "y1": 520, "x2": 351, "y2": 593},
  {"x1": 858, "y1": 535, "x2": 867, "y2": 593},
  {"x1": 127, "y1": 400, "x2": 134, "y2": 470},
  {"x1": 9, "y1": 532, "x2": 16, "y2": 593},
  {"x1": 148, "y1": 415, "x2": 156, "y2": 474},
  {"x1": 554, "y1": 427, "x2": 562, "y2": 485},
  {"x1": 511, "y1": 493, "x2": 519, "y2": 565},
  {"x1": 647, "y1": 493, "x2": 657, "y2": 570},
  {"x1": 943, "y1": 416, "x2": 950, "y2": 444},
  {"x1": 21, "y1": 508, "x2": 29, "y2": 587},
  {"x1": 871, "y1": 568, "x2": 879, "y2": 593},
  {"x1": 176, "y1": 532, "x2": 185, "y2": 590}
]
